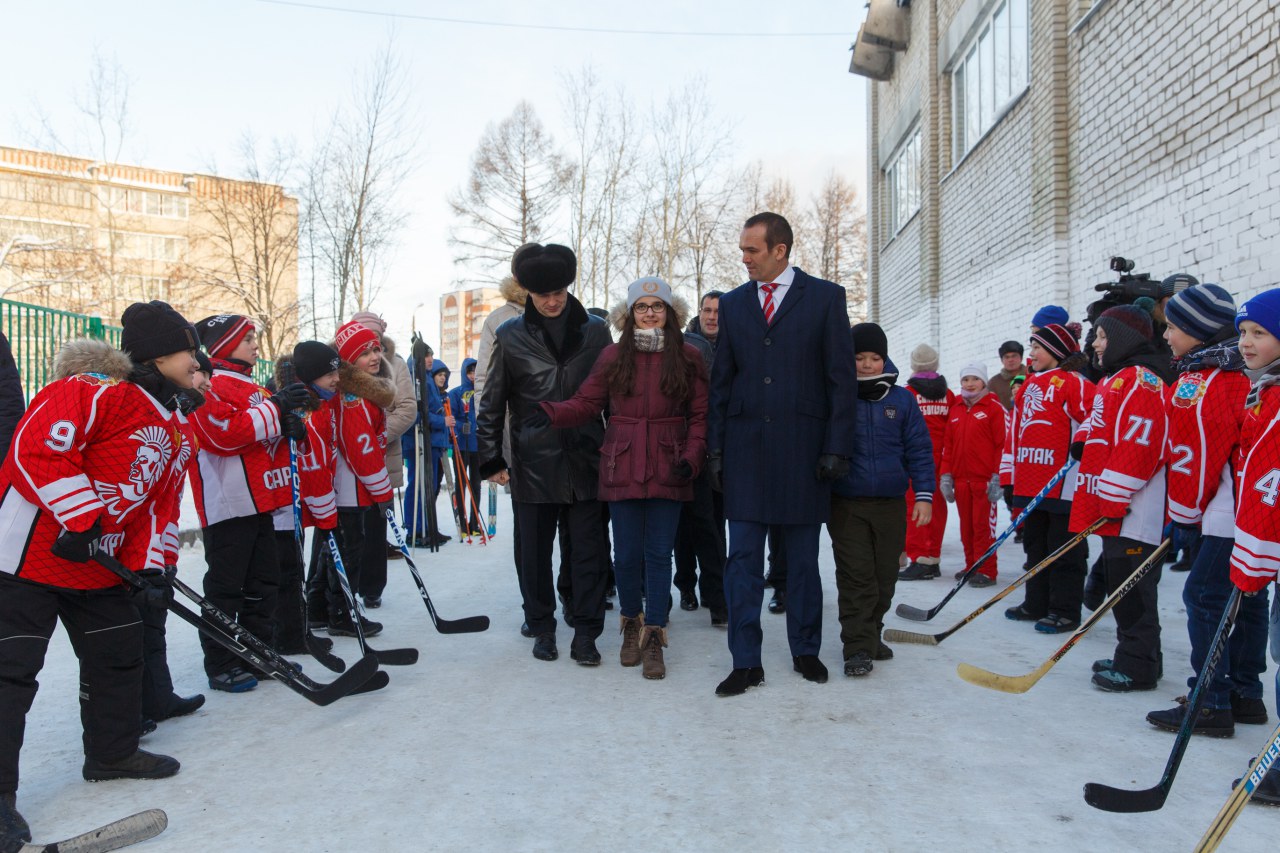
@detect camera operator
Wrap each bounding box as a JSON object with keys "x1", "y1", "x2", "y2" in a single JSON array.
[{"x1": 1083, "y1": 258, "x2": 1193, "y2": 382}]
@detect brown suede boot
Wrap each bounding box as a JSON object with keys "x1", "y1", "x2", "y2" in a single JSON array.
[
  {"x1": 640, "y1": 625, "x2": 668, "y2": 680},
  {"x1": 619, "y1": 614, "x2": 644, "y2": 667}
]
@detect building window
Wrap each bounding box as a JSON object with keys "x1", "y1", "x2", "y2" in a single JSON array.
[
  {"x1": 885, "y1": 127, "x2": 922, "y2": 236},
  {"x1": 952, "y1": 0, "x2": 1028, "y2": 160},
  {"x1": 101, "y1": 187, "x2": 189, "y2": 219}
]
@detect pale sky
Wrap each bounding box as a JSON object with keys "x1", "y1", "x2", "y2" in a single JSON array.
[{"x1": 2, "y1": 0, "x2": 869, "y2": 351}]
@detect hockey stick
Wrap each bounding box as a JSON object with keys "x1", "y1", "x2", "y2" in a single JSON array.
[
  {"x1": 956, "y1": 537, "x2": 1170, "y2": 694},
  {"x1": 325, "y1": 533, "x2": 419, "y2": 666},
  {"x1": 1193, "y1": 720, "x2": 1280, "y2": 852},
  {"x1": 287, "y1": 438, "x2": 346, "y2": 673},
  {"x1": 443, "y1": 398, "x2": 489, "y2": 545},
  {"x1": 439, "y1": 442, "x2": 468, "y2": 542},
  {"x1": 385, "y1": 509, "x2": 490, "y2": 633},
  {"x1": 895, "y1": 459, "x2": 1077, "y2": 622},
  {"x1": 884, "y1": 518, "x2": 1105, "y2": 646},
  {"x1": 93, "y1": 551, "x2": 386, "y2": 705},
  {"x1": 1084, "y1": 587, "x2": 1243, "y2": 812},
  {"x1": 19, "y1": 808, "x2": 168, "y2": 853}
]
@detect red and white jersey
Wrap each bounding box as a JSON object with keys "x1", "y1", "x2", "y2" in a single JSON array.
[
  {"x1": 188, "y1": 366, "x2": 291, "y2": 526},
  {"x1": 1069, "y1": 365, "x2": 1168, "y2": 543},
  {"x1": 296, "y1": 399, "x2": 339, "y2": 529},
  {"x1": 1165, "y1": 367, "x2": 1250, "y2": 537},
  {"x1": 1230, "y1": 385, "x2": 1280, "y2": 592},
  {"x1": 940, "y1": 393, "x2": 1006, "y2": 483},
  {"x1": 909, "y1": 386, "x2": 955, "y2": 466},
  {"x1": 1006, "y1": 367, "x2": 1094, "y2": 501},
  {"x1": 334, "y1": 394, "x2": 392, "y2": 508},
  {"x1": 0, "y1": 372, "x2": 192, "y2": 589}
]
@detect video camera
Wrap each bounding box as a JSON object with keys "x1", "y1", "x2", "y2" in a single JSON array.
[{"x1": 1086, "y1": 256, "x2": 1163, "y2": 324}]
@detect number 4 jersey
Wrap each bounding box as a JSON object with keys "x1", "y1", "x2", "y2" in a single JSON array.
[
  {"x1": 1068, "y1": 365, "x2": 1168, "y2": 543},
  {"x1": 1231, "y1": 383, "x2": 1280, "y2": 592}
]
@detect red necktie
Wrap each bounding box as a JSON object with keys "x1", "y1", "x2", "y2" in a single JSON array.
[{"x1": 761, "y1": 282, "x2": 779, "y2": 324}]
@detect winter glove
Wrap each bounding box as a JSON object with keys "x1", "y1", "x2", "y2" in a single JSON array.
[
  {"x1": 524, "y1": 407, "x2": 551, "y2": 431},
  {"x1": 940, "y1": 474, "x2": 955, "y2": 504},
  {"x1": 377, "y1": 500, "x2": 394, "y2": 514},
  {"x1": 815, "y1": 454, "x2": 850, "y2": 483},
  {"x1": 673, "y1": 459, "x2": 694, "y2": 481},
  {"x1": 986, "y1": 474, "x2": 1001, "y2": 503},
  {"x1": 269, "y1": 382, "x2": 310, "y2": 415},
  {"x1": 1070, "y1": 440, "x2": 1085, "y2": 461},
  {"x1": 1002, "y1": 484, "x2": 1014, "y2": 505},
  {"x1": 707, "y1": 452, "x2": 723, "y2": 492},
  {"x1": 52, "y1": 519, "x2": 103, "y2": 563},
  {"x1": 130, "y1": 567, "x2": 174, "y2": 613},
  {"x1": 283, "y1": 412, "x2": 307, "y2": 442}
]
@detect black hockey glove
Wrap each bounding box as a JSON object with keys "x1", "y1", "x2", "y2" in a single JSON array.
[
  {"x1": 673, "y1": 459, "x2": 694, "y2": 481},
  {"x1": 815, "y1": 454, "x2": 850, "y2": 482},
  {"x1": 1069, "y1": 441, "x2": 1084, "y2": 461},
  {"x1": 52, "y1": 519, "x2": 103, "y2": 563},
  {"x1": 130, "y1": 567, "x2": 174, "y2": 612},
  {"x1": 270, "y1": 382, "x2": 310, "y2": 415},
  {"x1": 283, "y1": 412, "x2": 307, "y2": 442}
]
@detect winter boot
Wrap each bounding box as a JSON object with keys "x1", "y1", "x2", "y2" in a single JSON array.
[
  {"x1": 1145, "y1": 704, "x2": 1234, "y2": 738},
  {"x1": 897, "y1": 561, "x2": 940, "y2": 581},
  {"x1": 532, "y1": 632, "x2": 558, "y2": 661},
  {"x1": 1, "y1": 792, "x2": 30, "y2": 847},
  {"x1": 843, "y1": 651, "x2": 873, "y2": 677},
  {"x1": 969, "y1": 573, "x2": 996, "y2": 588},
  {"x1": 1233, "y1": 760, "x2": 1280, "y2": 806},
  {"x1": 160, "y1": 693, "x2": 205, "y2": 720},
  {"x1": 82, "y1": 749, "x2": 180, "y2": 782},
  {"x1": 640, "y1": 625, "x2": 668, "y2": 680},
  {"x1": 569, "y1": 635, "x2": 601, "y2": 666},
  {"x1": 208, "y1": 667, "x2": 257, "y2": 693},
  {"x1": 1092, "y1": 666, "x2": 1157, "y2": 693},
  {"x1": 1231, "y1": 693, "x2": 1270, "y2": 725},
  {"x1": 619, "y1": 614, "x2": 644, "y2": 667}
]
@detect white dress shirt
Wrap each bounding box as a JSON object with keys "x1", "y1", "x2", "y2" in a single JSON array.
[{"x1": 756, "y1": 265, "x2": 796, "y2": 312}]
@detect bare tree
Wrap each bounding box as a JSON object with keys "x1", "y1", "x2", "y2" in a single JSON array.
[
  {"x1": 448, "y1": 101, "x2": 573, "y2": 282},
  {"x1": 807, "y1": 171, "x2": 868, "y2": 322},
  {"x1": 305, "y1": 39, "x2": 415, "y2": 331},
  {"x1": 187, "y1": 135, "x2": 300, "y2": 360}
]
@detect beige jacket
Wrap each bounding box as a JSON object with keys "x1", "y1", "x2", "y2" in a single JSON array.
[{"x1": 379, "y1": 336, "x2": 417, "y2": 489}]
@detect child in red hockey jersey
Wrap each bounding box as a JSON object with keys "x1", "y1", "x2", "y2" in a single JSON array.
[
  {"x1": 939, "y1": 363, "x2": 1006, "y2": 587},
  {"x1": 1228, "y1": 288, "x2": 1280, "y2": 804},
  {"x1": 1145, "y1": 284, "x2": 1268, "y2": 737},
  {"x1": 1004, "y1": 324, "x2": 1095, "y2": 633},
  {"x1": 189, "y1": 315, "x2": 308, "y2": 693},
  {"x1": 0, "y1": 301, "x2": 199, "y2": 845},
  {"x1": 1070, "y1": 300, "x2": 1171, "y2": 692},
  {"x1": 899, "y1": 344, "x2": 953, "y2": 581}
]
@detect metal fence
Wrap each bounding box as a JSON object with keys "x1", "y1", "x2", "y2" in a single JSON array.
[{"x1": 0, "y1": 297, "x2": 274, "y2": 402}]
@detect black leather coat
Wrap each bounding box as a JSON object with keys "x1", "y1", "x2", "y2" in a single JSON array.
[{"x1": 476, "y1": 295, "x2": 610, "y2": 503}]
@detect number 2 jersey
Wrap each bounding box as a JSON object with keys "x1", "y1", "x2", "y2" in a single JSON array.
[
  {"x1": 1164, "y1": 365, "x2": 1250, "y2": 537},
  {"x1": 1068, "y1": 365, "x2": 1168, "y2": 543},
  {"x1": 1230, "y1": 381, "x2": 1280, "y2": 592},
  {"x1": 0, "y1": 340, "x2": 194, "y2": 589}
]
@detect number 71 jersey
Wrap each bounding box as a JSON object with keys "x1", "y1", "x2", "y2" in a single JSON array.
[
  {"x1": 1230, "y1": 387, "x2": 1280, "y2": 593},
  {"x1": 1068, "y1": 365, "x2": 1168, "y2": 544}
]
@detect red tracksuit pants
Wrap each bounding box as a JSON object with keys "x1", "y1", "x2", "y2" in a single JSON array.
[
  {"x1": 955, "y1": 478, "x2": 998, "y2": 578},
  {"x1": 904, "y1": 486, "x2": 946, "y2": 560}
]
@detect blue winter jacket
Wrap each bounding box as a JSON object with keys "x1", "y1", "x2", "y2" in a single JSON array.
[
  {"x1": 427, "y1": 359, "x2": 451, "y2": 450},
  {"x1": 447, "y1": 358, "x2": 478, "y2": 452},
  {"x1": 833, "y1": 358, "x2": 936, "y2": 501}
]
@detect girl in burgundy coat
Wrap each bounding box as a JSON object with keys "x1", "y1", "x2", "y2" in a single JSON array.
[{"x1": 538, "y1": 277, "x2": 708, "y2": 679}]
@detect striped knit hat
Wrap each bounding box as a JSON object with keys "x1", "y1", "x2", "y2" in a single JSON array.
[
  {"x1": 197, "y1": 314, "x2": 254, "y2": 359},
  {"x1": 1030, "y1": 323, "x2": 1078, "y2": 363},
  {"x1": 1165, "y1": 283, "x2": 1235, "y2": 343},
  {"x1": 334, "y1": 320, "x2": 381, "y2": 363}
]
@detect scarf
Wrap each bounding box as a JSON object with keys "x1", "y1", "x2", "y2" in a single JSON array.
[
  {"x1": 128, "y1": 363, "x2": 185, "y2": 412},
  {"x1": 311, "y1": 384, "x2": 336, "y2": 402},
  {"x1": 1174, "y1": 340, "x2": 1246, "y2": 374},
  {"x1": 633, "y1": 328, "x2": 665, "y2": 353},
  {"x1": 857, "y1": 373, "x2": 894, "y2": 401},
  {"x1": 210, "y1": 356, "x2": 254, "y2": 376},
  {"x1": 961, "y1": 386, "x2": 987, "y2": 404},
  {"x1": 1245, "y1": 356, "x2": 1280, "y2": 408}
]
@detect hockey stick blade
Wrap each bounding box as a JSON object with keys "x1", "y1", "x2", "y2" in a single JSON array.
[
  {"x1": 1084, "y1": 589, "x2": 1244, "y2": 813},
  {"x1": 371, "y1": 647, "x2": 419, "y2": 666},
  {"x1": 20, "y1": 808, "x2": 167, "y2": 853},
  {"x1": 957, "y1": 538, "x2": 1169, "y2": 695},
  {"x1": 385, "y1": 509, "x2": 490, "y2": 634},
  {"x1": 880, "y1": 628, "x2": 940, "y2": 646},
  {"x1": 304, "y1": 629, "x2": 346, "y2": 673},
  {"x1": 325, "y1": 534, "x2": 419, "y2": 666},
  {"x1": 1193, "y1": 720, "x2": 1280, "y2": 852}
]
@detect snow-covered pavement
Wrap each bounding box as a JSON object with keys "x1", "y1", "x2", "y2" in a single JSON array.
[{"x1": 13, "y1": 495, "x2": 1278, "y2": 851}]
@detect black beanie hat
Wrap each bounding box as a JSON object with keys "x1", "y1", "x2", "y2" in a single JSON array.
[
  {"x1": 194, "y1": 349, "x2": 213, "y2": 376},
  {"x1": 998, "y1": 340, "x2": 1024, "y2": 357},
  {"x1": 293, "y1": 341, "x2": 342, "y2": 383},
  {"x1": 512, "y1": 244, "x2": 576, "y2": 294},
  {"x1": 851, "y1": 322, "x2": 889, "y2": 359},
  {"x1": 196, "y1": 314, "x2": 254, "y2": 359},
  {"x1": 120, "y1": 301, "x2": 199, "y2": 363}
]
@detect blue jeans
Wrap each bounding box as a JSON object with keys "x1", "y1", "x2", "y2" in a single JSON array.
[
  {"x1": 609, "y1": 499, "x2": 682, "y2": 627},
  {"x1": 1182, "y1": 534, "x2": 1270, "y2": 707}
]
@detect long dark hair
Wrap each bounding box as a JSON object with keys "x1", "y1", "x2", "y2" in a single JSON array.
[{"x1": 606, "y1": 303, "x2": 696, "y2": 403}]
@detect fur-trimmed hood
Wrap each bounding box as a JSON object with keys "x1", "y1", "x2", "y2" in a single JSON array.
[
  {"x1": 52, "y1": 338, "x2": 134, "y2": 382},
  {"x1": 500, "y1": 275, "x2": 527, "y2": 305},
  {"x1": 607, "y1": 294, "x2": 692, "y2": 333},
  {"x1": 338, "y1": 362, "x2": 396, "y2": 408}
]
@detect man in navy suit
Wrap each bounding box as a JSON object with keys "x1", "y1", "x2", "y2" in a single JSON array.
[{"x1": 707, "y1": 212, "x2": 856, "y2": 696}]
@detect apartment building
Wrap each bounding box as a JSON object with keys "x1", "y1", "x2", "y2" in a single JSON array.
[{"x1": 439, "y1": 286, "x2": 506, "y2": 370}]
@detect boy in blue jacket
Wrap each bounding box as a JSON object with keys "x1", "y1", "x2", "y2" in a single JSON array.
[
  {"x1": 447, "y1": 358, "x2": 482, "y2": 535},
  {"x1": 427, "y1": 359, "x2": 454, "y2": 543},
  {"x1": 828, "y1": 323, "x2": 935, "y2": 677}
]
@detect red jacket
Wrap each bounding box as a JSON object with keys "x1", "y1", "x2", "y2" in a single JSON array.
[
  {"x1": 1231, "y1": 384, "x2": 1280, "y2": 592},
  {"x1": 1165, "y1": 367, "x2": 1250, "y2": 537},
  {"x1": 189, "y1": 362, "x2": 291, "y2": 526},
  {"x1": 1069, "y1": 365, "x2": 1168, "y2": 543},
  {"x1": 1005, "y1": 367, "x2": 1094, "y2": 503},
  {"x1": 907, "y1": 380, "x2": 953, "y2": 470},
  {"x1": 941, "y1": 392, "x2": 1005, "y2": 482},
  {"x1": 542, "y1": 343, "x2": 708, "y2": 502}
]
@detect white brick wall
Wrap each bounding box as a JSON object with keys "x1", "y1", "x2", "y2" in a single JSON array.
[{"x1": 867, "y1": 0, "x2": 1280, "y2": 383}]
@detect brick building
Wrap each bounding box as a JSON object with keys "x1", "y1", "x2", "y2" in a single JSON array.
[
  {"x1": 852, "y1": 0, "x2": 1279, "y2": 377},
  {"x1": 0, "y1": 145, "x2": 299, "y2": 358},
  {"x1": 439, "y1": 286, "x2": 505, "y2": 370}
]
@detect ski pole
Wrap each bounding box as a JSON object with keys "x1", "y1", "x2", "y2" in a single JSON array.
[{"x1": 443, "y1": 398, "x2": 489, "y2": 545}]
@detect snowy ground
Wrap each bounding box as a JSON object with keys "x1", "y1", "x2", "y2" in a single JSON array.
[{"x1": 13, "y1": 493, "x2": 1279, "y2": 852}]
